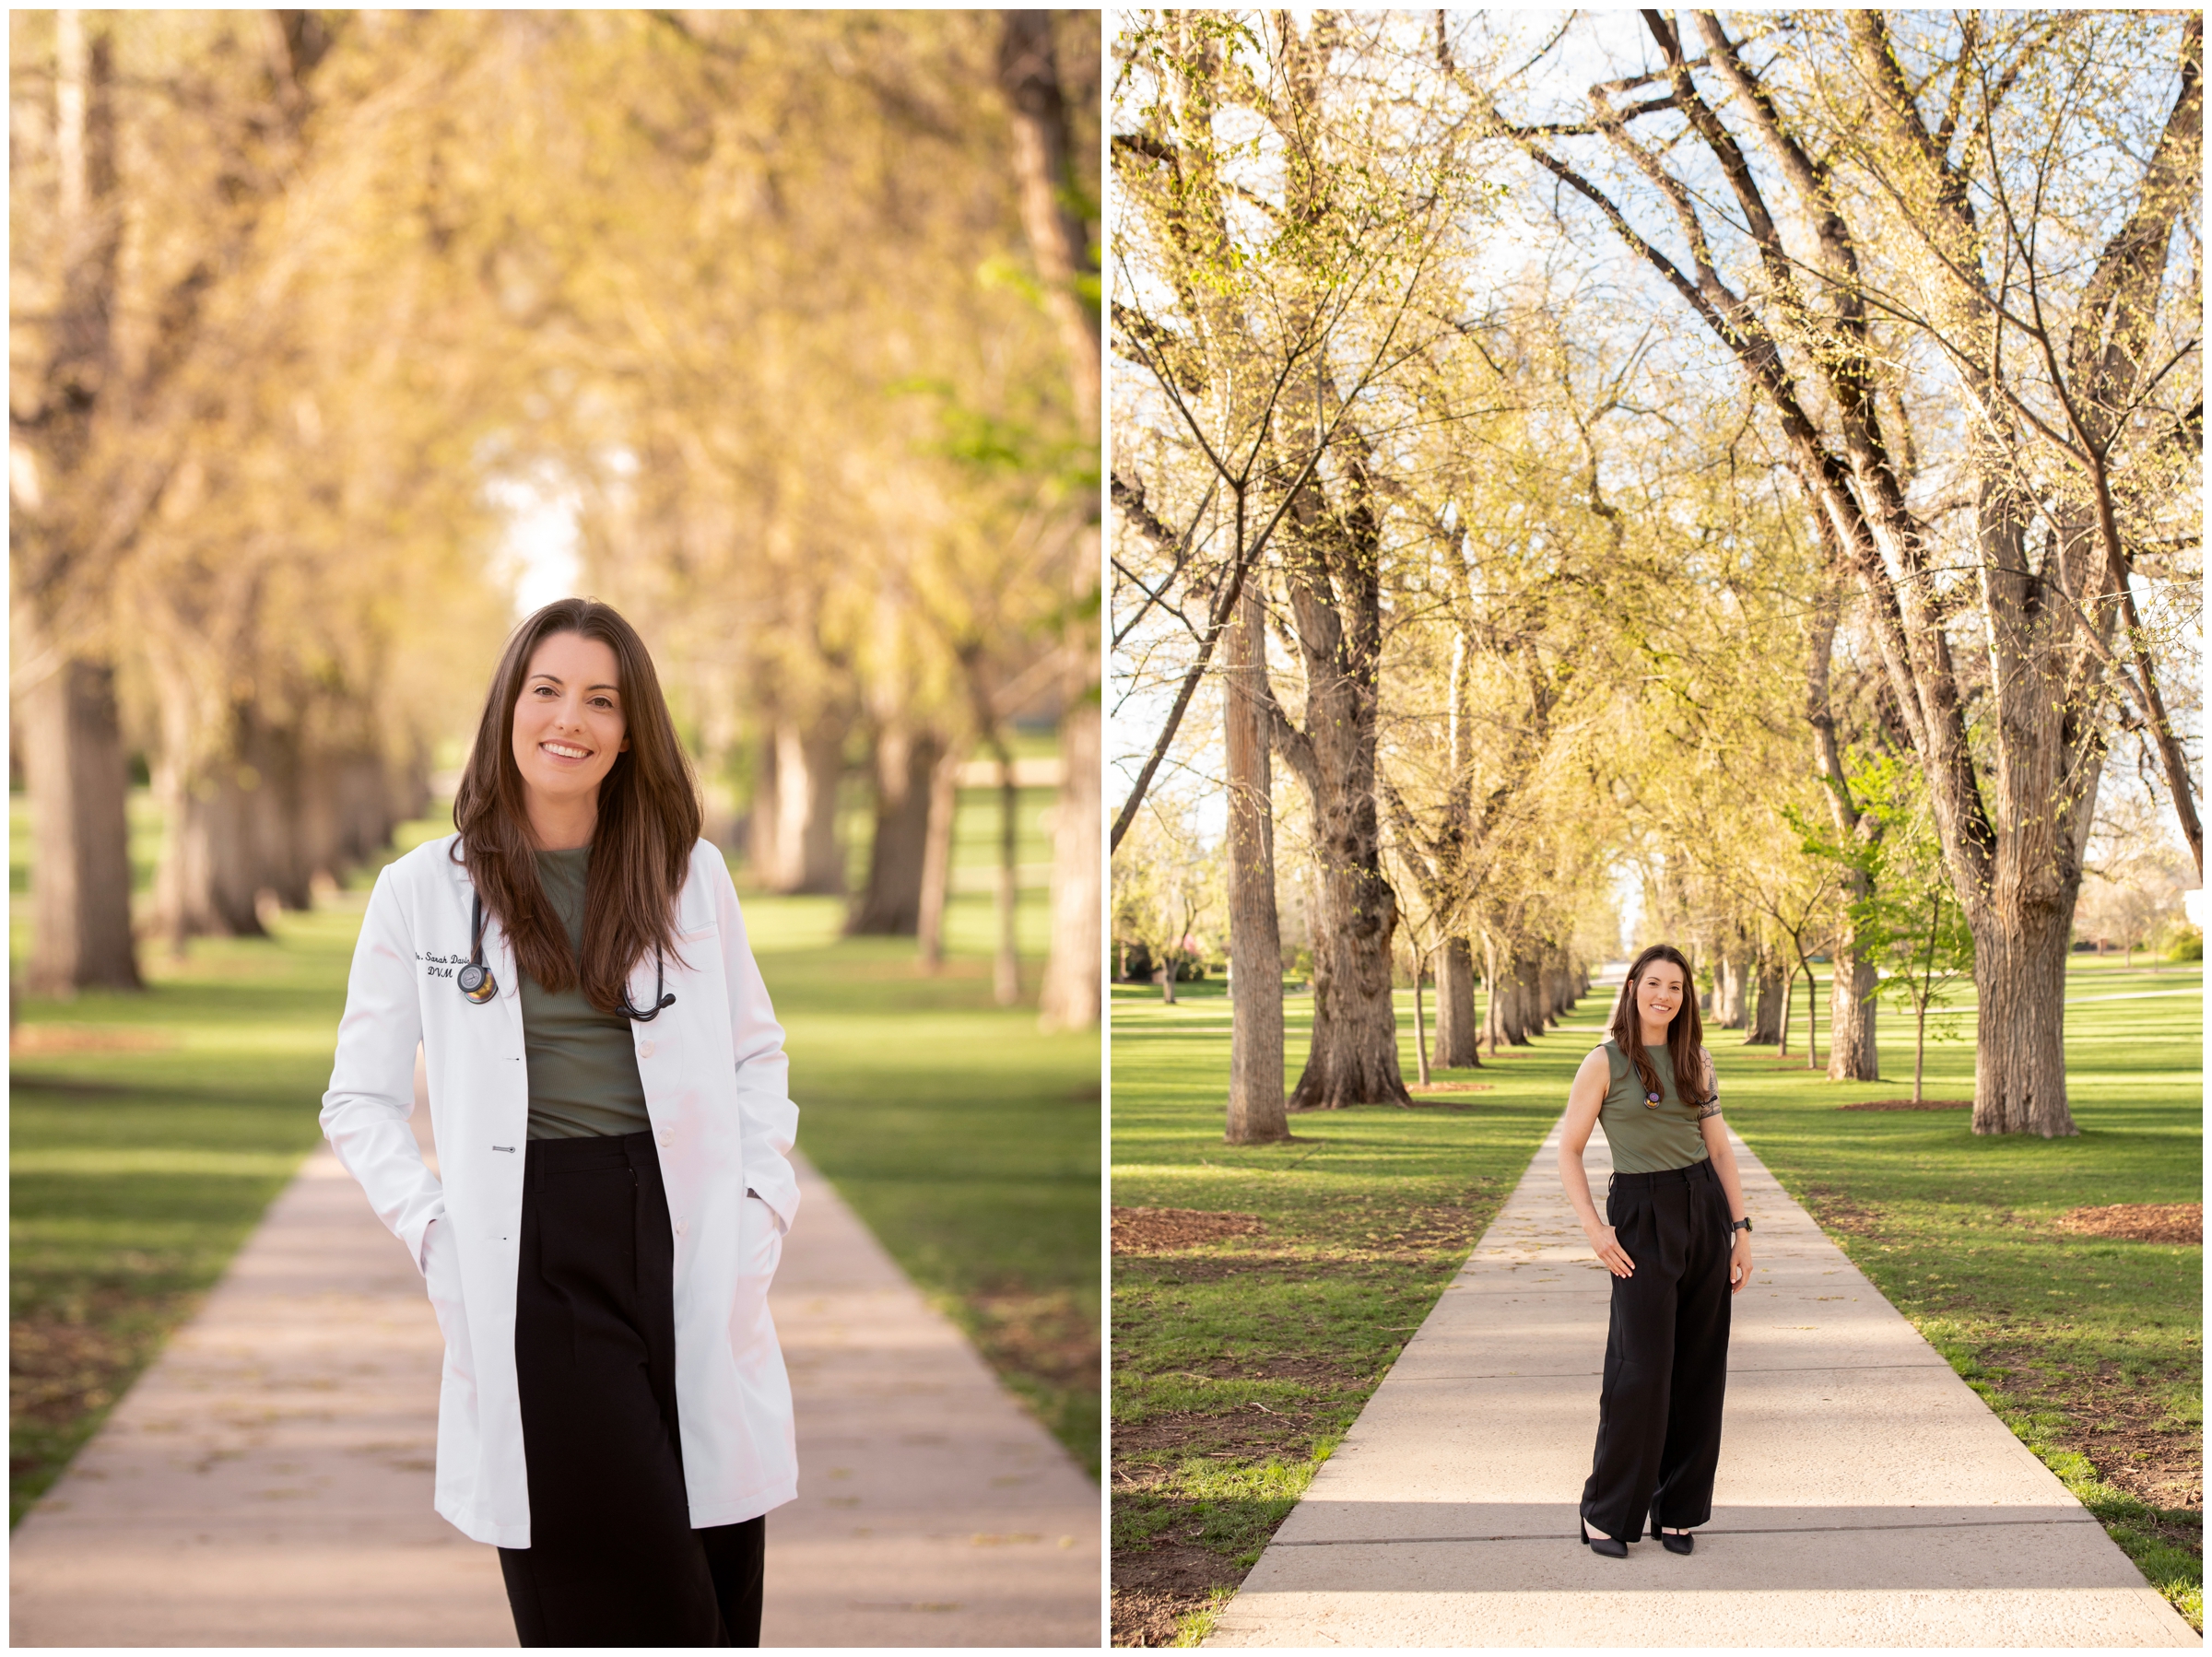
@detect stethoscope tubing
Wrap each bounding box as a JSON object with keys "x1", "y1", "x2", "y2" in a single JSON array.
[{"x1": 463, "y1": 889, "x2": 676, "y2": 1022}]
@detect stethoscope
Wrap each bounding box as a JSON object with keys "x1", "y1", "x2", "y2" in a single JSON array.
[{"x1": 458, "y1": 890, "x2": 677, "y2": 1022}]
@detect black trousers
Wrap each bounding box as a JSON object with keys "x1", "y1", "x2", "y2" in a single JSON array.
[
  {"x1": 1579, "y1": 1158, "x2": 1733, "y2": 1544},
  {"x1": 498, "y1": 1131, "x2": 767, "y2": 1647}
]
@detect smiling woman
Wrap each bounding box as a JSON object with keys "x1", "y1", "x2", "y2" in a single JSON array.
[{"x1": 321, "y1": 596, "x2": 797, "y2": 1646}]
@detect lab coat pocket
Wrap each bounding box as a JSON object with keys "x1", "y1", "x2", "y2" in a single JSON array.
[
  {"x1": 422, "y1": 1217, "x2": 477, "y2": 1390},
  {"x1": 727, "y1": 1192, "x2": 782, "y2": 1357}
]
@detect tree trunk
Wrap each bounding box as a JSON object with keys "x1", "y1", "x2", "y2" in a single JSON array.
[
  {"x1": 1512, "y1": 951, "x2": 1544, "y2": 1041},
  {"x1": 848, "y1": 727, "x2": 940, "y2": 935},
  {"x1": 754, "y1": 711, "x2": 847, "y2": 896},
  {"x1": 22, "y1": 657, "x2": 142, "y2": 993},
  {"x1": 1223, "y1": 582, "x2": 1286, "y2": 1142},
  {"x1": 1747, "y1": 951, "x2": 1784, "y2": 1044},
  {"x1": 1714, "y1": 946, "x2": 1751, "y2": 1029},
  {"x1": 916, "y1": 748, "x2": 960, "y2": 970},
  {"x1": 1970, "y1": 903, "x2": 2078, "y2": 1136},
  {"x1": 247, "y1": 714, "x2": 310, "y2": 913},
  {"x1": 747, "y1": 728, "x2": 783, "y2": 887},
  {"x1": 1430, "y1": 934, "x2": 1479, "y2": 1069},
  {"x1": 1777, "y1": 964, "x2": 1794, "y2": 1056},
  {"x1": 993, "y1": 746, "x2": 1019, "y2": 1007},
  {"x1": 1038, "y1": 699, "x2": 1101, "y2": 1030},
  {"x1": 1480, "y1": 934, "x2": 1501, "y2": 1054},
  {"x1": 1487, "y1": 934, "x2": 1530, "y2": 1047},
  {"x1": 1827, "y1": 933, "x2": 1879, "y2": 1082},
  {"x1": 997, "y1": 9, "x2": 1100, "y2": 436},
  {"x1": 1912, "y1": 1003, "x2": 1927, "y2": 1105},
  {"x1": 1411, "y1": 954, "x2": 1430, "y2": 1088},
  {"x1": 296, "y1": 748, "x2": 350, "y2": 891},
  {"x1": 1289, "y1": 815, "x2": 1407, "y2": 1108},
  {"x1": 1269, "y1": 335, "x2": 1408, "y2": 1109},
  {"x1": 1153, "y1": 962, "x2": 1176, "y2": 1005}
]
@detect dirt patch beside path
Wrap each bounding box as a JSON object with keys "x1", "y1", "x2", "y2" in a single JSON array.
[
  {"x1": 2053, "y1": 1204, "x2": 2203, "y2": 1245},
  {"x1": 1112, "y1": 1208, "x2": 1265, "y2": 1253}
]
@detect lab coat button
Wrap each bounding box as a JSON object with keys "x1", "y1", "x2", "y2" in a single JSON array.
[
  {"x1": 674, "y1": 1217, "x2": 687, "y2": 1236},
  {"x1": 658, "y1": 1129, "x2": 674, "y2": 1148},
  {"x1": 639, "y1": 1040, "x2": 657, "y2": 1059}
]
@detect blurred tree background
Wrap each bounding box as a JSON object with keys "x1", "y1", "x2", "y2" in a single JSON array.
[
  {"x1": 11, "y1": 6, "x2": 1101, "y2": 1011},
  {"x1": 10, "y1": 7, "x2": 1102, "y2": 1506}
]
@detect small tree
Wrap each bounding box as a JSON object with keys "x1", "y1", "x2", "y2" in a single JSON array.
[
  {"x1": 1839, "y1": 755, "x2": 1976, "y2": 1104},
  {"x1": 1109, "y1": 794, "x2": 1222, "y2": 1005}
]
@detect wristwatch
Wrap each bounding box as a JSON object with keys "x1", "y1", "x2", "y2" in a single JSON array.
[{"x1": 1730, "y1": 1216, "x2": 1753, "y2": 1234}]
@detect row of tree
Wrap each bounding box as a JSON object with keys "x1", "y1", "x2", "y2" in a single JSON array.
[
  {"x1": 1109, "y1": 10, "x2": 2201, "y2": 1139},
  {"x1": 12, "y1": 10, "x2": 1104, "y2": 1028}
]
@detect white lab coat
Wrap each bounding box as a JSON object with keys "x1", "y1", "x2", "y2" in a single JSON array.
[{"x1": 319, "y1": 833, "x2": 799, "y2": 1547}]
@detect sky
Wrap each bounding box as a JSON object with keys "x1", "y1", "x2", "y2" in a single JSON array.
[{"x1": 485, "y1": 471, "x2": 583, "y2": 620}]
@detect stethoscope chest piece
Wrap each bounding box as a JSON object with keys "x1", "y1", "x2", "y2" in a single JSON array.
[
  {"x1": 459, "y1": 885, "x2": 670, "y2": 1020},
  {"x1": 461, "y1": 891, "x2": 499, "y2": 1005}
]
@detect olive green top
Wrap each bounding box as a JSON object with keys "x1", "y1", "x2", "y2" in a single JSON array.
[
  {"x1": 520, "y1": 844, "x2": 652, "y2": 1142},
  {"x1": 1596, "y1": 1037, "x2": 1717, "y2": 1175}
]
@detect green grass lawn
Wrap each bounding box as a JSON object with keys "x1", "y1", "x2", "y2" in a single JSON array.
[
  {"x1": 11, "y1": 790, "x2": 1100, "y2": 1526},
  {"x1": 1109, "y1": 958, "x2": 2202, "y2": 1646}
]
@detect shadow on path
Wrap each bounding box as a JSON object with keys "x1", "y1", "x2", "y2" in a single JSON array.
[{"x1": 1205, "y1": 1113, "x2": 2194, "y2": 1649}]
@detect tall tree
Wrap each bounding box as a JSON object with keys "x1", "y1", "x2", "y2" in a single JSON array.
[{"x1": 1471, "y1": 9, "x2": 2201, "y2": 1134}]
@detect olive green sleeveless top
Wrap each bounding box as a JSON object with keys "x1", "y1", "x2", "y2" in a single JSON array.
[
  {"x1": 520, "y1": 845, "x2": 653, "y2": 1142},
  {"x1": 1596, "y1": 1038, "x2": 1714, "y2": 1175}
]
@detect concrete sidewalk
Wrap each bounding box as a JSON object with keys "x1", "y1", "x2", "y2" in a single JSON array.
[
  {"x1": 11, "y1": 1106, "x2": 1100, "y2": 1646},
  {"x1": 1207, "y1": 1113, "x2": 2194, "y2": 1648}
]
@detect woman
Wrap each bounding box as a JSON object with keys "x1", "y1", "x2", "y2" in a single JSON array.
[
  {"x1": 321, "y1": 598, "x2": 798, "y2": 1645},
  {"x1": 1558, "y1": 943, "x2": 1752, "y2": 1558}
]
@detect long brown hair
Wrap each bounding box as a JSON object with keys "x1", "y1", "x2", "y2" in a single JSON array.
[
  {"x1": 451, "y1": 598, "x2": 701, "y2": 1013},
  {"x1": 1608, "y1": 943, "x2": 1712, "y2": 1109}
]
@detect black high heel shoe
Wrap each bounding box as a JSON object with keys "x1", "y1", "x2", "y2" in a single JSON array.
[
  {"x1": 1649, "y1": 1498, "x2": 1693, "y2": 1555},
  {"x1": 1580, "y1": 1517, "x2": 1629, "y2": 1559}
]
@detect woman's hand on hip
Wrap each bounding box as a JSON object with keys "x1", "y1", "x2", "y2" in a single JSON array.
[
  {"x1": 1728, "y1": 1230, "x2": 1753, "y2": 1294},
  {"x1": 1586, "y1": 1223, "x2": 1634, "y2": 1278}
]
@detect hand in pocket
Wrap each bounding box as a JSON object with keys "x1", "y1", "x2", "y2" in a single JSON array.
[
  {"x1": 728, "y1": 1194, "x2": 783, "y2": 1355},
  {"x1": 421, "y1": 1216, "x2": 476, "y2": 1383}
]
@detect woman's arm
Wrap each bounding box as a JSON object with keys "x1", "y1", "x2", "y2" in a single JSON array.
[
  {"x1": 1696, "y1": 1049, "x2": 1754, "y2": 1293},
  {"x1": 704, "y1": 848, "x2": 800, "y2": 1235},
  {"x1": 320, "y1": 864, "x2": 444, "y2": 1272},
  {"x1": 1559, "y1": 1048, "x2": 1634, "y2": 1277}
]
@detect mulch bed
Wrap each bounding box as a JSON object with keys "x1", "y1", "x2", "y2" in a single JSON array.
[
  {"x1": 2053, "y1": 1204, "x2": 2203, "y2": 1245},
  {"x1": 1112, "y1": 1207, "x2": 1265, "y2": 1254},
  {"x1": 1839, "y1": 1098, "x2": 1974, "y2": 1111},
  {"x1": 1407, "y1": 1082, "x2": 1495, "y2": 1094}
]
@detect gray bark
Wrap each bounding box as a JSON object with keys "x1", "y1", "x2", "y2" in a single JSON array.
[
  {"x1": 916, "y1": 747, "x2": 960, "y2": 970},
  {"x1": 1747, "y1": 948, "x2": 1785, "y2": 1044},
  {"x1": 1430, "y1": 934, "x2": 1479, "y2": 1069},
  {"x1": 848, "y1": 726, "x2": 940, "y2": 936},
  {"x1": 1222, "y1": 581, "x2": 1287, "y2": 1141},
  {"x1": 751, "y1": 707, "x2": 850, "y2": 897},
  {"x1": 22, "y1": 658, "x2": 142, "y2": 992}
]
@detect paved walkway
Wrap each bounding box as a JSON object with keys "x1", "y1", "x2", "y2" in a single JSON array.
[
  {"x1": 1207, "y1": 1113, "x2": 2194, "y2": 1647},
  {"x1": 11, "y1": 1091, "x2": 1099, "y2": 1646}
]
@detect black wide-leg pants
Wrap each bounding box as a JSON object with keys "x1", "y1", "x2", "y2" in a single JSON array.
[
  {"x1": 497, "y1": 1131, "x2": 766, "y2": 1647},
  {"x1": 1579, "y1": 1158, "x2": 1733, "y2": 1544}
]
